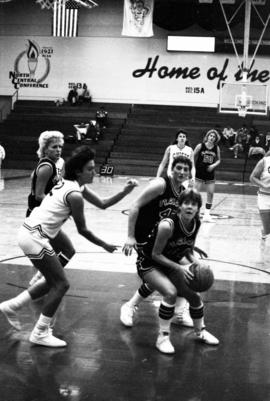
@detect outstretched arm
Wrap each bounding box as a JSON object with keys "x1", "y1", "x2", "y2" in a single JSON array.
[
  {"x1": 68, "y1": 191, "x2": 118, "y2": 253},
  {"x1": 82, "y1": 178, "x2": 138, "y2": 209},
  {"x1": 156, "y1": 147, "x2": 170, "y2": 177}
]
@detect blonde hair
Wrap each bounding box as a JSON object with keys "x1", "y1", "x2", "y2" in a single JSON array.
[
  {"x1": 37, "y1": 131, "x2": 64, "y2": 159},
  {"x1": 203, "y1": 129, "x2": 220, "y2": 144}
]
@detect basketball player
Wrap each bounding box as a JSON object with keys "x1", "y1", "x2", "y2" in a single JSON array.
[
  {"x1": 121, "y1": 156, "x2": 194, "y2": 328},
  {"x1": 26, "y1": 130, "x2": 65, "y2": 217},
  {"x1": 250, "y1": 150, "x2": 270, "y2": 240},
  {"x1": 156, "y1": 130, "x2": 195, "y2": 186},
  {"x1": 0, "y1": 146, "x2": 137, "y2": 347},
  {"x1": 136, "y1": 188, "x2": 219, "y2": 354},
  {"x1": 193, "y1": 129, "x2": 221, "y2": 222}
]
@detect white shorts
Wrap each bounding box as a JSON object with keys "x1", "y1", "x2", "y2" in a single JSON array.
[
  {"x1": 18, "y1": 224, "x2": 55, "y2": 260},
  {"x1": 257, "y1": 193, "x2": 270, "y2": 211}
]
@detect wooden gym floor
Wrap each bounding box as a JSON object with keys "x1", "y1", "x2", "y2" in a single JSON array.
[{"x1": 0, "y1": 169, "x2": 270, "y2": 401}]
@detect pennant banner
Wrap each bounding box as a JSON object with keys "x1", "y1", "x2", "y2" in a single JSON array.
[{"x1": 122, "y1": 0, "x2": 154, "y2": 38}]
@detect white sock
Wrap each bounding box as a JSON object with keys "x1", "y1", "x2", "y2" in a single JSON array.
[
  {"x1": 34, "y1": 314, "x2": 52, "y2": 333},
  {"x1": 127, "y1": 290, "x2": 143, "y2": 307},
  {"x1": 5, "y1": 290, "x2": 31, "y2": 310},
  {"x1": 174, "y1": 297, "x2": 188, "y2": 314}
]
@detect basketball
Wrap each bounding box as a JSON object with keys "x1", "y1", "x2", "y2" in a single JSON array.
[{"x1": 188, "y1": 262, "x2": 214, "y2": 292}]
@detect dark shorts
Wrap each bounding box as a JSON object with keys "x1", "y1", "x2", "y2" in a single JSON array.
[{"x1": 195, "y1": 169, "x2": 215, "y2": 184}]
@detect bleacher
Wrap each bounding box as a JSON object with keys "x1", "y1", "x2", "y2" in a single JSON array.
[
  {"x1": 0, "y1": 100, "x2": 269, "y2": 181},
  {"x1": 0, "y1": 100, "x2": 130, "y2": 170},
  {"x1": 108, "y1": 104, "x2": 269, "y2": 181}
]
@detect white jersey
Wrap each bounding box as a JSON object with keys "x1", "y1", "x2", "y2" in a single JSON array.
[
  {"x1": 259, "y1": 155, "x2": 270, "y2": 196},
  {"x1": 25, "y1": 179, "x2": 81, "y2": 238},
  {"x1": 167, "y1": 144, "x2": 193, "y2": 175}
]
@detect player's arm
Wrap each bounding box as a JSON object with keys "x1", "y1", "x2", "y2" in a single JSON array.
[
  {"x1": 193, "y1": 143, "x2": 202, "y2": 165},
  {"x1": 156, "y1": 146, "x2": 170, "y2": 177},
  {"x1": 123, "y1": 178, "x2": 166, "y2": 255},
  {"x1": 208, "y1": 146, "x2": 221, "y2": 172},
  {"x1": 67, "y1": 191, "x2": 118, "y2": 253},
  {"x1": 82, "y1": 179, "x2": 138, "y2": 209},
  {"x1": 190, "y1": 149, "x2": 196, "y2": 183},
  {"x1": 35, "y1": 164, "x2": 53, "y2": 203},
  {"x1": 250, "y1": 159, "x2": 265, "y2": 187},
  {"x1": 151, "y1": 220, "x2": 194, "y2": 282}
]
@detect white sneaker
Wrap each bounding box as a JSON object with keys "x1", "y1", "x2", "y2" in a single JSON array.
[
  {"x1": 29, "y1": 330, "x2": 67, "y2": 347},
  {"x1": 120, "y1": 302, "x2": 137, "y2": 327},
  {"x1": 171, "y1": 307, "x2": 194, "y2": 328},
  {"x1": 29, "y1": 271, "x2": 44, "y2": 286},
  {"x1": 156, "y1": 332, "x2": 175, "y2": 354},
  {"x1": 0, "y1": 301, "x2": 21, "y2": 330},
  {"x1": 194, "y1": 329, "x2": 219, "y2": 345},
  {"x1": 202, "y1": 214, "x2": 215, "y2": 223},
  {"x1": 261, "y1": 230, "x2": 267, "y2": 240}
]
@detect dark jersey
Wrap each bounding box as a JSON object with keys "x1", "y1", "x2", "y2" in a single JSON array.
[
  {"x1": 26, "y1": 158, "x2": 58, "y2": 217},
  {"x1": 144, "y1": 214, "x2": 201, "y2": 264},
  {"x1": 195, "y1": 142, "x2": 218, "y2": 181},
  {"x1": 135, "y1": 176, "x2": 185, "y2": 243}
]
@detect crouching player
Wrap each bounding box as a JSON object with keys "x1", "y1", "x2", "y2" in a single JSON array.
[{"x1": 136, "y1": 188, "x2": 219, "y2": 354}]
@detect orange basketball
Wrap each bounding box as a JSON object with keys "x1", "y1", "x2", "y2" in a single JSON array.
[{"x1": 188, "y1": 262, "x2": 214, "y2": 292}]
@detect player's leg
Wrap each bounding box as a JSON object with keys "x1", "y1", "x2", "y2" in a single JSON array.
[
  {"x1": 120, "y1": 281, "x2": 154, "y2": 327},
  {"x1": 257, "y1": 194, "x2": 270, "y2": 240},
  {"x1": 144, "y1": 268, "x2": 177, "y2": 354},
  {"x1": 203, "y1": 181, "x2": 215, "y2": 222},
  {"x1": 29, "y1": 230, "x2": 75, "y2": 285},
  {"x1": 28, "y1": 253, "x2": 69, "y2": 347},
  {"x1": 167, "y1": 262, "x2": 219, "y2": 345}
]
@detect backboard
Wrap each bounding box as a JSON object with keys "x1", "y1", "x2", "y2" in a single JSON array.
[{"x1": 219, "y1": 82, "x2": 268, "y2": 117}]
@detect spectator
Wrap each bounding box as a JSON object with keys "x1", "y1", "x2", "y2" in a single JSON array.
[
  {"x1": 232, "y1": 126, "x2": 249, "y2": 158},
  {"x1": 265, "y1": 132, "x2": 270, "y2": 151},
  {"x1": 248, "y1": 134, "x2": 266, "y2": 159},
  {"x1": 78, "y1": 84, "x2": 92, "y2": 104},
  {"x1": 96, "y1": 106, "x2": 108, "y2": 129},
  {"x1": 221, "y1": 125, "x2": 236, "y2": 148},
  {"x1": 0, "y1": 142, "x2": 6, "y2": 169},
  {"x1": 73, "y1": 122, "x2": 90, "y2": 142},
  {"x1": 67, "y1": 86, "x2": 79, "y2": 106}
]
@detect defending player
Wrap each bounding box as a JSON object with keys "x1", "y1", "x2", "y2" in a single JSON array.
[
  {"x1": 194, "y1": 129, "x2": 221, "y2": 222},
  {"x1": 0, "y1": 146, "x2": 137, "y2": 347},
  {"x1": 250, "y1": 150, "x2": 270, "y2": 240},
  {"x1": 136, "y1": 188, "x2": 219, "y2": 354},
  {"x1": 121, "y1": 156, "x2": 194, "y2": 328}
]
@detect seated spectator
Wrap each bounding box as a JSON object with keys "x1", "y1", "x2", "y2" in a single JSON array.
[
  {"x1": 265, "y1": 132, "x2": 270, "y2": 151},
  {"x1": 78, "y1": 84, "x2": 92, "y2": 104},
  {"x1": 222, "y1": 125, "x2": 236, "y2": 148},
  {"x1": 67, "y1": 86, "x2": 79, "y2": 105},
  {"x1": 248, "y1": 134, "x2": 266, "y2": 159},
  {"x1": 232, "y1": 127, "x2": 249, "y2": 158},
  {"x1": 96, "y1": 106, "x2": 108, "y2": 129},
  {"x1": 73, "y1": 122, "x2": 89, "y2": 142}
]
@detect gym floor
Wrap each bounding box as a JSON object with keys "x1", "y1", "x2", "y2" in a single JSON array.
[{"x1": 0, "y1": 169, "x2": 269, "y2": 401}]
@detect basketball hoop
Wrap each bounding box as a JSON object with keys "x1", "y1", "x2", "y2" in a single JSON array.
[{"x1": 237, "y1": 106, "x2": 247, "y2": 118}]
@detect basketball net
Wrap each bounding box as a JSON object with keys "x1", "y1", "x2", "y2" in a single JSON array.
[{"x1": 36, "y1": 0, "x2": 63, "y2": 10}]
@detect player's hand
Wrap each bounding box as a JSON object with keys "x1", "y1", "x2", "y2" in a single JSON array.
[
  {"x1": 182, "y1": 265, "x2": 194, "y2": 283},
  {"x1": 123, "y1": 179, "x2": 139, "y2": 194},
  {"x1": 122, "y1": 237, "x2": 137, "y2": 256},
  {"x1": 103, "y1": 243, "x2": 119, "y2": 253}
]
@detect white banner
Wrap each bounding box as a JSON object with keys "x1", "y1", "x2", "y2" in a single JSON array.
[{"x1": 122, "y1": 0, "x2": 154, "y2": 38}]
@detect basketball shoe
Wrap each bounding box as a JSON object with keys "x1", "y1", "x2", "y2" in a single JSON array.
[
  {"x1": 0, "y1": 301, "x2": 21, "y2": 331},
  {"x1": 30, "y1": 329, "x2": 67, "y2": 347},
  {"x1": 120, "y1": 302, "x2": 138, "y2": 327},
  {"x1": 171, "y1": 303, "x2": 194, "y2": 328},
  {"x1": 194, "y1": 329, "x2": 219, "y2": 345},
  {"x1": 156, "y1": 332, "x2": 175, "y2": 354}
]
